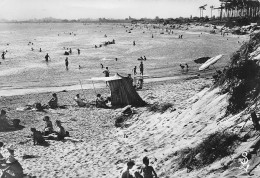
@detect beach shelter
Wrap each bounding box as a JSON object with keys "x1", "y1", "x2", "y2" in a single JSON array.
[{"x1": 90, "y1": 73, "x2": 146, "y2": 107}]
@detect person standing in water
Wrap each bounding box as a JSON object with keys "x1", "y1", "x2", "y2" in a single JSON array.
[
  {"x1": 1, "y1": 52, "x2": 5, "y2": 59},
  {"x1": 103, "y1": 67, "x2": 110, "y2": 77},
  {"x1": 65, "y1": 57, "x2": 69, "y2": 70},
  {"x1": 133, "y1": 41, "x2": 136, "y2": 46},
  {"x1": 77, "y1": 49, "x2": 80, "y2": 55},
  {"x1": 45, "y1": 53, "x2": 50, "y2": 62},
  {"x1": 133, "y1": 66, "x2": 137, "y2": 75},
  {"x1": 140, "y1": 61, "x2": 144, "y2": 76}
]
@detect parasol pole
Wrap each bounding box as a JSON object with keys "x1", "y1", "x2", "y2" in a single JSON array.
[
  {"x1": 79, "y1": 80, "x2": 86, "y2": 99},
  {"x1": 91, "y1": 81, "x2": 97, "y2": 95}
]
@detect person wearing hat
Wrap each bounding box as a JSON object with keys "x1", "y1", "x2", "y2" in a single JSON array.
[
  {"x1": 48, "y1": 93, "x2": 58, "y2": 109},
  {"x1": 43, "y1": 116, "x2": 53, "y2": 136},
  {"x1": 1, "y1": 145, "x2": 24, "y2": 178}
]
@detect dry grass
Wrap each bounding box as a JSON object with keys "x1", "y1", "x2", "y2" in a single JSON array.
[
  {"x1": 177, "y1": 131, "x2": 240, "y2": 170},
  {"x1": 148, "y1": 102, "x2": 173, "y2": 113}
]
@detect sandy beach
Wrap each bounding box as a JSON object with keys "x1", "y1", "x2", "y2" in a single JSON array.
[{"x1": 0, "y1": 75, "x2": 213, "y2": 177}]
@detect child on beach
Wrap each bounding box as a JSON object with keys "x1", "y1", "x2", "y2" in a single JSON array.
[
  {"x1": 43, "y1": 116, "x2": 53, "y2": 136},
  {"x1": 140, "y1": 157, "x2": 157, "y2": 178},
  {"x1": 122, "y1": 160, "x2": 135, "y2": 178}
]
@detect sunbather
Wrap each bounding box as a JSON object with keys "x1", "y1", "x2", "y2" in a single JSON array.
[
  {"x1": 74, "y1": 94, "x2": 86, "y2": 107},
  {"x1": 43, "y1": 116, "x2": 53, "y2": 136},
  {"x1": 48, "y1": 93, "x2": 58, "y2": 109},
  {"x1": 55, "y1": 120, "x2": 67, "y2": 141},
  {"x1": 0, "y1": 145, "x2": 24, "y2": 178},
  {"x1": 96, "y1": 94, "x2": 108, "y2": 108}
]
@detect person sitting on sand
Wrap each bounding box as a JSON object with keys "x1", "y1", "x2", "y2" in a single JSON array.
[
  {"x1": 31, "y1": 128, "x2": 46, "y2": 145},
  {"x1": 74, "y1": 94, "x2": 86, "y2": 107},
  {"x1": 96, "y1": 94, "x2": 108, "y2": 108},
  {"x1": 48, "y1": 93, "x2": 58, "y2": 109},
  {"x1": 54, "y1": 120, "x2": 67, "y2": 141},
  {"x1": 43, "y1": 116, "x2": 53, "y2": 136},
  {"x1": 0, "y1": 110, "x2": 13, "y2": 131},
  {"x1": 0, "y1": 145, "x2": 24, "y2": 178},
  {"x1": 122, "y1": 160, "x2": 135, "y2": 178},
  {"x1": 140, "y1": 157, "x2": 158, "y2": 178}
]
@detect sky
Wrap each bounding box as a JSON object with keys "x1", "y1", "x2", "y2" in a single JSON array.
[{"x1": 0, "y1": 0, "x2": 221, "y2": 20}]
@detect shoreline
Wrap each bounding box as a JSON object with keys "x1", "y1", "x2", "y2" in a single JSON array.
[{"x1": 0, "y1": 74, "x2": 199, "y2": 97}]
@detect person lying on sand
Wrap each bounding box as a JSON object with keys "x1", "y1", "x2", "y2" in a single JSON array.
[
  {"x1": 48, "y1": 93, "x2": 58, "y2": 109},
  {"x1": 74, "y1": 94, "x2": 86, "y2": 107},
  {"x1": 43, "y1": 116, "x2": 54, "y2": 136},
  {"x1": 0, "y1": 145, "x2": 24, "y2": 178},
  {"x1": 122, "y1": 160, "x2": 135, "y2": 178}
]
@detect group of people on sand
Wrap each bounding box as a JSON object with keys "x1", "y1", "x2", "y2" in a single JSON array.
[
  {"x1": 122, "y1": 157, "x2": 157, "y2": 178},
  {"x1": 30, "y1": 116, "x2": 68, "y2": 146},
  {"x1": 0, "y1": 143, "x2": 24, "y2": 178},
  {"x1": 96, "y1": 94, "x2": 111, "y2": 108},
  {"x1": 41, "y1": 116, "x2": 68, "y2": 141}
]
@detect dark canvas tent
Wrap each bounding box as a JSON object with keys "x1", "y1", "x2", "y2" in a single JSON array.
[{"x1": 90, "y1": 73, "x2": 146, "y2": 107}]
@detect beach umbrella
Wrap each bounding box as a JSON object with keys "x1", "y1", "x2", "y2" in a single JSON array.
[
  {"x1": 199, "y1": 54, "x2": 223, "y2": 71},
  {"x1": 194, "y1": 57, "x2": 211, "y2": 64}
]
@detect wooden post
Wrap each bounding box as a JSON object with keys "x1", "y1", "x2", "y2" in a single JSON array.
[{"x1": 251, "y1": 111, "x2": 260, "y2": 130}]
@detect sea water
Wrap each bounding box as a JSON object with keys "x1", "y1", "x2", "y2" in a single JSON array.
[{"x1": 0, "y1": 23, "x2": 241, "y2": 96}]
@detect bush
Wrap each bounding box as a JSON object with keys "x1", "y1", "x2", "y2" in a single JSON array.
[
  {"x1": 148, "y1": 102, "x2": 173, "y2": 113},
  {"x1": 177, "y1": 131, "x2": 240, "y2": 170},
  {"x1": 218, "y1": 32, "x2": 260, "y2": 115}
]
